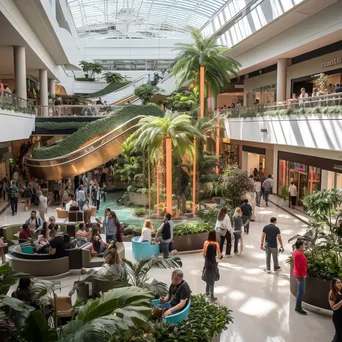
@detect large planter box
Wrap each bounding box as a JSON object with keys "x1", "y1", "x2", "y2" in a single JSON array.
[
  {"x1": 290, "y1": 271, "x2": 331, "y2": 310},
  {"x1": 128, "y1": 192, "x2": 148, "y2": 206},
  {"x1": 173, "y1": 232, "x2": 208, "y2": 252}
]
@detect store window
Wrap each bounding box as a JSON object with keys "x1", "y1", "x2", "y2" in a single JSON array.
[
  {"x1": 246, "y1": 84, "x2": 276, "y2": 105},
  {"x1": 278, "y1": 159, "x2": 288, "y2": 195}
]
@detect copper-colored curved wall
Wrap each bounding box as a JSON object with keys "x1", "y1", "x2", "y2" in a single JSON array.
[{"x1": 24, "y1": 116, "x2": 142, "y2": 180}]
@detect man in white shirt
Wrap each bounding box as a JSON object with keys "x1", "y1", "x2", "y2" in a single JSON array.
[
  {"x1": 65, "y1": 194, "x2": 74, "y2": 211},
  {"x1": 76, "y1": 185, "x2": 86, "y2": 210},
  {"x1": 288, "y1": 182, "x2": 298, "y2": 209},
  {"x1": 262, "y1": 175, "x2": 274, "y2": 207},
  {"x1": 298, "y1": 87, "x2": 309, "y2": 107}
]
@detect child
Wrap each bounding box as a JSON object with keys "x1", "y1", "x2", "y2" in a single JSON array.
[{"x1": 202, "y1": 233, "x2": 220, "y2": 301}]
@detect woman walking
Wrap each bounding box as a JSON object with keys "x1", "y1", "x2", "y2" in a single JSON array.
[
  {"x1": 38, "y1": 190, "x2": 48, "y2": 222},
  {"x1": 329, "y1": 278, "x2": 342, "y2": 342},
  {"x1": 202, "y1": 230, "x2": 221, "y2": 301},
  {"x1": 215, "y1": 207, "x2": 232, "y2": 257},
  {"x1": 232, "y1": 207, "x2": 245, "y2": 255}
]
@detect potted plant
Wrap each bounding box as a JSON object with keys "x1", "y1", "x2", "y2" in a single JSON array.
[{"x1": 287, "y1": 189, "x2": 342, "y2": 310}]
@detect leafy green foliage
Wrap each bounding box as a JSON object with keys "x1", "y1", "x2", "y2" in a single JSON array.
[
  {"x1": 173, "y1": 223, "x2": 211, "y2": 236},
  {"x1": 0, "y1": 103, "x2": 34, "y2": 114},
  {"x1": 198, "y1": 208, "x2": 219, "y2": 227},
  {"x1": 134, "y1": 84, "x2": 162, "y2": 105},
  {"x1": 0, "y1": 262, "x2": 28, "y2": 295},
  {"x1": 134, "y1": 207, "x2": 147, "y2": 216},
  {"x1": 165, "y1": 87, "x2": 199, "y2": 111},
  {"x1": 35, "y1": 121, "x2": 83, "y2": 131},
  {"x1": 152, "y1": 294, "x2": 233, "y2": 342},
  {"x1": 172, "y1": 27, "x2": 240, "y2": 95},
  {"x1": 32, "y1": 105, "x2": 164, "y2": 159},
  {"x1": 287, "y1": 189, "x2": 342, "y2": 279},
  {"x1": 103, "y1": 72, "x2": 125, "y2": 84}
]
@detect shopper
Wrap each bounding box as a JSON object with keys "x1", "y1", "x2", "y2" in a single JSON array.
[
  {"x1": 240, "y1": 199, "x2": 252, "y2": 234},
  {"x1": 38, "y1": 190, "x2": 48, "y2": 222},
  {"x1": 232, "y1": 208, "x2": 245, "y2": 255},
  {"x1": 215, "y1": 207, "x2": 231, "y2": 257},
  {"x1": 62, "y1": 186, "x2": 71, "y2": 209},
  {"x1": 262, "y1": 175, "x2": 274, "y2": 206},
  {"x1": 260, "y1": 217, "x2": 284, "y2": 274},
  {"x1": 9, "y1": 181, "x2": 19, "y2": 216},
  {"x1": 76, "y1": 185, "x2": 86, "y2": 210},
  {"x1": 139, "y1": 219, "x2": 153, "y2": 242},
  {"x1": 157, "y1": 213, "x2": 174, "y2": 258},
  {"x1": 298, "y1": 87, "x2": 309, "y2": 107},
  {"x1": 254, "y1": 177, "x2": 262, "y2": 207},
  {"x1": 18, "y1": 224, "x2": 32, "y2": 243},
  {"x1": 2, "y1": 177, "x2": 9, "y2": 201},
  {"x1": 90, "y1": 228, "x2": 108, "y2": 254},
  {"x1": 288, "y1": 182, "x2": 297, "y2": 209},
  {"x1": 52, "y1": 180, "x2": 60, "y2": 203},
  {"x1": 202, "y1": 235, "x2": 220, "y2": 301},
  {"x1": 329, "y1": 278, "x2": 342, "y2": 342},
  {"x1": 23, "y1": 182, "x2": 33, "y2": 211},
  {"x1": 49, "y1": 230, "x2": 66, "y2": 258},
  {"x1": 11, "y1": 277, "x2": 34, "y2": 306},
  {"x1": 293, "y1": 240, "x2": 308, "y2": 315},
  {"x1": 104, "y1": 211, "x2": 119, "y2": 243}
]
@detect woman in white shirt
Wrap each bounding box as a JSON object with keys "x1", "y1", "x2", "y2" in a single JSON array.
[
  {"x1": 215, "y1": 207, "x2": 232, "y2": 257},
  {"x1": 254, "y1": 177, "x2": 262, "y2": 207},
  {"x1": 138, "y1": 219, "x2": 153, "y2": 242}
]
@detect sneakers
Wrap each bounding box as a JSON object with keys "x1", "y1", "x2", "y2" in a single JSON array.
[
  {"x1": 295, "y1": 308, "x2": 307, "y2": 315},
  {"x1": 238, "y1": 252, "x2": 243, "y2": 255},
  {"x1": 274, "y1": 267, "x2": 282, "y2": 272},
  {"x1": 264, "y1": 269, "x2": 271, "y2": 274},
  {"x1": 225, "y1": 255, "x2": 232, "y2": 258}
]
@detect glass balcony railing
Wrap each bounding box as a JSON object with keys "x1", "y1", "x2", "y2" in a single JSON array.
[{"x1": 0, "y1": 92, "x2": 34, "y2": 114}]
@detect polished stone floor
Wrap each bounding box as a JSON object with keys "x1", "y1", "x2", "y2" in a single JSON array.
[{"x1": 0, "y1": 198, "x2": 335, "y2": 342}]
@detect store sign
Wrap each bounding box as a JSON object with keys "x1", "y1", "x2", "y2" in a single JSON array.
[
  {"x1": 322, "y1": 58, "x2": 342, "y2": 68},
  {"x1": 234, "y1": 85, "x2": 244, "y2": 89},
  {"x1": 334, "y1": 165, "x2": 342, "y2": 171}
]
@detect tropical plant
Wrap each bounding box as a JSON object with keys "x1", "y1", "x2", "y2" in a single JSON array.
[
  {"x1": 133, "y1": 207, "x2": 147, "y2": 216},
  {"x1": 173, "y1": 222, "x2": 211, "y2": 236},
  {"x1": 287, "y1": 189, "x2": 342, "y2": 279},
  {"x1": 172, "y1": 27, "x2": 240, "y2": 108},
  {"x1": 166, "y1": 87, "x2": 199, "y2": 111},
  {"x1": 103, "y1": 72, "x2": 125, "y2": 84},
  {"x1": 198, "y1": 207, "x2": 219, "y2": 227},
  {"x1": 32, "y1": 105, "x2": 164, "y2": 159},
  {"x1": 216, "y1": 165, "x2": 254, "y2": 216},
  {"x1": 134, "y1": 84, "x2": 162, "y2": 105},
  {"x1": 281, "y1": 185, "x2": 288, "y2": 201},
  {"x1": 89, "y1": 62, "x2": 103, "y2": 78},
  {"x1": 79, "y1": 60, "x2": 92, "y2": 77},
  {"x1": 316, "y1": 73, "x2": 329, "y2": 93}
]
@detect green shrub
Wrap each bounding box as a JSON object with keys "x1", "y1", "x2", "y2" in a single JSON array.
[
  {"x1": 35, "y1": 121, "x2": 83, "y2": 131},
  {"x1": 75, "y1": 77, "x2": 95, "y2": 81},
  {"x1": 152, "y1": 294, "x2": 233, "y2": 342},
  {"x1": 84, "y1": 81, "x2": 130, "y2": 98},
  {"x1": 198, "y1": 208, "x2": 219, "y2": 226},
  {"x1": 124, "y1": 225, "x2": 139, "y2": 236},
  {"x1": 1, "y1": 103, "x2": 34, "y2": 114},
  {"x1": 134, "y1": 207, "x2": 147, "y2": 216},
  {"x1": 32, "y1": 105, "x2": 164, "y2": 159},
  {"x1": 173, "y1": 223, "x2": 212, "y2": 236},
  {"x1": 199, "y1": 173, "x2": 219, "y2": 183}
]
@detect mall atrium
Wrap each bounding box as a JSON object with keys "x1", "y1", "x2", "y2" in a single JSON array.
[{"x1": 0, "y1": 0, "x2": 341, "y2": 341}]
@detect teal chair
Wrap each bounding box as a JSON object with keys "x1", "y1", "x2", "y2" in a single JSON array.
[
  {"x1": 151, "y1": 299, "x2": 191, "y2": 324},
  {"x1": 132, "y1": 236, "x2": 160, "y2": 260}
]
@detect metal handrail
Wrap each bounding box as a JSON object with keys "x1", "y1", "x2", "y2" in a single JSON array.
[
  {"x1": 0, "y1": 92, "x2": 34, "y2": 113},
  {"x1": 224, "y1": 92, "x2": 342, "y2": 117}
]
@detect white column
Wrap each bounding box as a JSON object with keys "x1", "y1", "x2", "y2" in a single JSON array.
[
  {"x1": 39, "y1": 69, "x2": 48, "y2": 117},
  {"x1": 13, "y1": 46, "x2": 27, "y2": 102},
  {"x1": 48, "y1": 79, "x2": 56, "y2": 98},
  {"x1": 51, "y1": 0, "x2": 56, "y2": 18},
  {"x1": 276, "y1": 58, "x2": 287, "y2": 102}
]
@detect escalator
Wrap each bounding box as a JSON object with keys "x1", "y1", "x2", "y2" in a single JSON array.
[{"x1": 24, "y1": 116, "x2": 143, "y2": 180}]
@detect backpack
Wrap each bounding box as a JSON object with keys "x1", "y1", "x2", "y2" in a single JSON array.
[
  {"x1": 23, "y1": 187, "x2": 33, "y2": 198},
  {"x1": 161, "y1": 222, "x2": 171, "y2": 240},
  {"x1": 9, "y1": 187, "x2": 18, "y2": 199}
]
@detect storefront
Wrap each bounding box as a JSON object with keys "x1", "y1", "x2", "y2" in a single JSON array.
[
  {"x1": 277, "y1": 151, "x2": 342, "y2": 204},
  {"x1": 243, "y1": 145, "x2": 266, "y2": 176}
]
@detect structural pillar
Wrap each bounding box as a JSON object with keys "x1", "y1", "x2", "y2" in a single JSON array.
[
  {"x1": 199, "y1": 66, "x2": 205, "y2": 119},
  {"x1": 13, "y1": 46, "x2": 27, "y2": 101},
  {"x1": 276, "y1": 58, "x2": 287, "y2": 102},
  {"x1": 48, "y1": 79, "x2": 56, "y2": 98},
  {"x1": 39, "y1": 69, "x2": 48, "y2": 117},
  {"x1": 165, "y1": 137, "x2": 173, "y2": 214}
]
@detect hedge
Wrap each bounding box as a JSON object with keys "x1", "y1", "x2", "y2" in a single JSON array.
[
  {"x1": 230, "y1": 105, "x2": 342, "y2": 118},
  {"x1": 35, "y1": 122, "x2": 83, "y2": 131},
  {"x1": 0, "y1": 103, "x2": 34, "y2": 115},
  {"x1": 173, "y1": 222, "x2": 212, "y2": 236},
  {"x1": 32, "y1": 105, "x2": 164, "y2": 159},
  {"x1": 85, "y1": 81, "x2": 130, "y2": 98}
]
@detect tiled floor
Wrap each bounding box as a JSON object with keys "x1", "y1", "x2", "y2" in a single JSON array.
[{"x1": 1, "y1": 197, "x2": 335, "y2": 342}]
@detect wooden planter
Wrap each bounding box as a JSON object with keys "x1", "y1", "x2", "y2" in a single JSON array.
[
  {"x1": 290, "y1": 270, "x2": 331, "y2": 310},
  {"x1": 173, "y1": 232, "x2": 208, "y2": 252}
]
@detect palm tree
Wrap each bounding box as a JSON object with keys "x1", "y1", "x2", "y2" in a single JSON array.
[
  {"x1": 135, "y1": 112, "x2": 202, "y2": 213},
  {"x1": 172, "y1": 27, "x2": 241, "y2": 116},
  {"x1": 89, "y1": 62, "x2": 103, "y2": 78},
  {"x1": 79, "y1": 60, "x2": 92, "y2": 78},
  {"x1": 103, "y1": 72, "x2": 125, "y2": 84}
]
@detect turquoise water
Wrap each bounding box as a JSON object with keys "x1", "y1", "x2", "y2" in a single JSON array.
[{"x1": 98, "y1": 192, "x2": 201, "y2": 227}]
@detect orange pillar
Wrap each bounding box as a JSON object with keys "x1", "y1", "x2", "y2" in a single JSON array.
[
  {"x1": 192, "y1": 137, "x2": 197, "y2": 214},
  {"x1": 216, "y1": 109, "x2": 220, "y2": 174},
  {"x1": 166, "y1": 137, "x2": 173, "y2": 214},
  {"x1": 148, "y1": 151, "x2": 151, "y2": 215},
  {"x1": 156, "y1": 163, "x2": 160, "y2": 217},
  {"x1": 200, "y1": 66, "x2": 205, "y2": 119},
  {"x1": 208, "y1": 86, "x2": 212, "y2": 111}
]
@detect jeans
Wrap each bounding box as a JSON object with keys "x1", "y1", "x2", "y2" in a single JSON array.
[
  {"x1": 161, "y1": 242, "x2": 170, "y2": 258},
  {"x1": 10, "y1": 198, "x2": 18, "y2": 214},
  {"x1": 295, "y1": 277, "x2": 306, "y2": 310},
  {"x1": 255, "y1": 191, "x2": 262, "y2": 206},
  {"x1": 205, "y1": 281, "x2": 215, "y2": 299},
  {"x1": 233, "y1": 232, "x2": 242, "y2": 254},
  {"x1": 78, "y1": 200, "x2": 85, "y2": 210},
  {"x1": 219, "y1": 232, "x2": 231, "y2": 255},
  {"x1": 242, "y1": 215, "x2": 251, "y2": 233},
  {"x1": 99, "y1": 245, "x2": 107, "y2": 253},
  {"x1": 265, "y1": 245, "x2": 279, "y2": 270},
  {"x1": 96, "y1": 200, "x2": 100, "y2": 211},
  {"x1": 264, "y1": 189, "x2": 270, "y2": 205},
  {"x1": 106, "y1": 234, "x2": 115, "y2": 243}
]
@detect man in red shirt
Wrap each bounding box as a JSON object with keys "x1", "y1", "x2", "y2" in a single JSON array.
[{"x1": 293, "y1": 240, "x2": 308, "y2": 315}]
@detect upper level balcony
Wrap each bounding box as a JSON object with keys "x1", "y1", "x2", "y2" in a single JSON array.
[{"x1": 224, "y1": 93, "x2": 342, "y2": 152}]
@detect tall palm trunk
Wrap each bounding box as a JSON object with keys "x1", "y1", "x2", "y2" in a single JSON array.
[
  {"x1": 166, "y1": 136, "x2": 173, "y2": 214},
  {"x1": 148, "y1": 151, "x2": 151, "y2": 216},
  {"x1": 216, "y1": 109, "x2": 220, "y2": 174},
  {"x1": 199, "y1": 66, "x2": 205, "y2": 119},
  {"x1": 192, "y1": 136, "x2": 197, "y2": 214}
]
